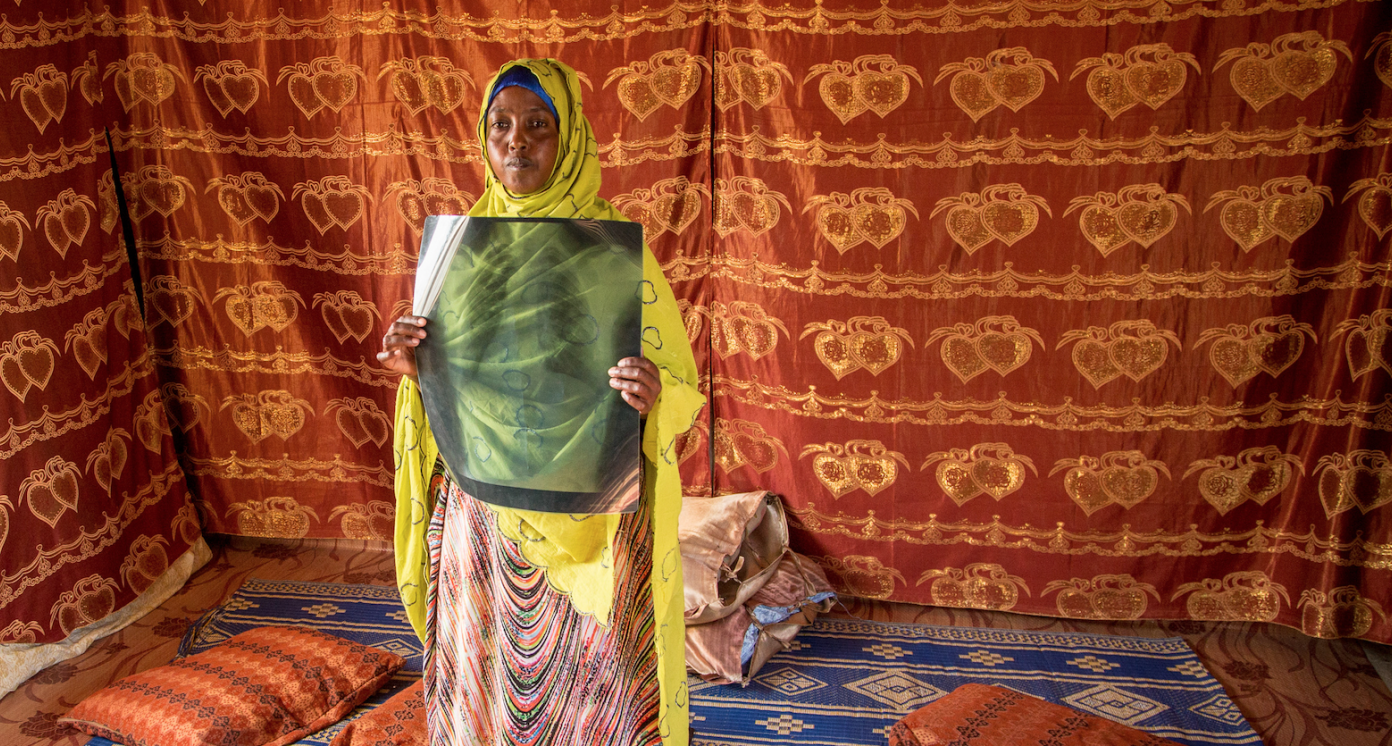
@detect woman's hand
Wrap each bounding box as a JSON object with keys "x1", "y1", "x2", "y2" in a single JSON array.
[
  {"x1": 377, "y1": 316, "x2": 428, "y2": 381},
  {"x1": 609, "y1": 357, "x2": 661, "y2": 415}
]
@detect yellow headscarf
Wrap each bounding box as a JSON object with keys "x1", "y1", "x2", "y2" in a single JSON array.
[{"x1": 393, "y1": 58, "x2": 703, "y2": 746}]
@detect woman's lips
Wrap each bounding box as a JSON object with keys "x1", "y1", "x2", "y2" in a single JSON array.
[{"x1": 506, "y1": 157, "x2": 534, "y2": 169}]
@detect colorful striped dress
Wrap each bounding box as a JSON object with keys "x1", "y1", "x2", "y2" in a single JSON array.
[{"x1": 422, "y1": 463, "x2": 663, "y2": 746}]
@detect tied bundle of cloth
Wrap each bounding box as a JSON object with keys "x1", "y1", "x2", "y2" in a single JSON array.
[{"x1": 678, "y1": 491, "x2": 836, "y2": 685}]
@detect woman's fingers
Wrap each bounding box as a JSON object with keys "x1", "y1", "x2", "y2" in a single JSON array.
[
  {"x1": 609, "y1": 357, "x2": 661, "y2": 414},
  {"x1": 378, "y1": 315, "x2": 427, "y2": 378}
]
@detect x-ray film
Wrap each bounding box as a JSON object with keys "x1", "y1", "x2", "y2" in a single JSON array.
[{"x1": 414, "y1": 216, "x2": 644, "y2": 514}]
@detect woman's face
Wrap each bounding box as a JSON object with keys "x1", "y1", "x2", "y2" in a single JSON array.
[{"x1": 486, "y1": 85, "x2": 560, "y2": 195}]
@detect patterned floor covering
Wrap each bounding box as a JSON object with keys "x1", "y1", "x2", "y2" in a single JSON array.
[
  {"x1": 92, "y1": 578, "x2": 1259, "y2": 746},
  {"x1": 1, "y1": 535, "x2": 1389, "y2": 745}
]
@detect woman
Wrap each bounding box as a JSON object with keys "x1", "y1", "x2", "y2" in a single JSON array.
[{"x1": 379, "y1": 59, "x2": 704, "y2": 746}]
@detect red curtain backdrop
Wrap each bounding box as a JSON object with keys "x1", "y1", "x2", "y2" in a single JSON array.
[
  {"x1": 0, "y1": 7, "x2": 198, "y2": 646},
  {"x1": 2, "y1": 0, "x2": 1389, "y2": 645}
]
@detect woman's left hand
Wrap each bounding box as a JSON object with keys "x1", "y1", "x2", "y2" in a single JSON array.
[{"x1": 609, "y1": 357, "x2": 662, "y2": 415}]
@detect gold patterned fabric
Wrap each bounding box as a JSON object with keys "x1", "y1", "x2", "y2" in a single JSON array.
[{"x1": 1, "y1": 0, "x2": 1389, "y2": 645}]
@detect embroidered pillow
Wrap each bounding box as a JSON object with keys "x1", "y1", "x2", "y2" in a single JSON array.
[
  {"x1": 60, "y1": 626, "x2": 405, "y2": 746},
  {"x1": 887, "y1": 683, "x2": 1184, "y2": 746},
  {"x1": 328, "y1": 679, "x2": 427, "y2": 746}
]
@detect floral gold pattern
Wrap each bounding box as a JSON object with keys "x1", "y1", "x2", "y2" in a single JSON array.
[
  {"x1": 292, "y1": 175, "x2": 372, "y2": 234},
  {"x1": 804, "y1": 187, "x2": 917, "y2": 253},
  {"x1": 206, "y1": 172, "x2": 283, "y2": 226},
  {"x1": 712, "y1": 418, "x2": 788, "y2": 474},
  {"x1": 935, "y1": 47, "x2": 1057, "y2": 122},
  {"x1": 1172, "y1": 571, "x2": 1290, "y2": 622},
  {"x1": 918, "y1": 563, "x2": 1030, "y2": 611},
  {"x1": 1215, "y1": 31, "x2": 1351, "y2": 111},
  {"x1": 605, "y1": 49, "x2": 708, "y2": 121},
  {"x1": 19, "y1": 455, "x2": 80, "y2": 528},
  {"x1": 712, "y1": 176, "x2": 791, "y2": 238},
  {"x1": 1043, "y1": 574, "x2": 1159, "y2": 620},
  {"x1": 104, "y1": 52, "x2": 183, "y2": 111},
  {"x1": 378, "y1": 56, "x2": 473, "y2": 116},
  {"x1": 813, "y1": 554, "x2": 905, "y2": 600},
  {"x1": 1058, "y1": 320, "x2": 1181, "y2": 389},
  {"x1": 119, "y1": 535, "x2": 169, "y2": 594},
  {"x1": 921, "y1": 444, "x2": 1037, "y2": 506},
  {"x1": 1205, "y1": 176, "x2": 1333, "y2": 251},
  {"x1": 325, "y1": 396, "x2": 390, "y2": 448},
  {"x1": 226, "y1": 496, "x2": 320, "y2": 538},
  {"x1": 63, "y1": 307, "x2": 109, "y2": 379},
  {"x1": 49, "y1": 575, "x2": 119, "y2": 635},
  {"x1": 1064, "y1": 184, "x2": 1190, "y2": 256},
  {"x1": 801, "y1": 316, "x2": 912, "y2": 380},
  {"x1": 85, "y1": 428, "x2": 131, "y2": 495},
  {"x1": 385, "y1": 177, "x2": 475, "y2": 234},
  {"x1": 709, "y1": 300, "x2": 789, "y2": 359},
  {"x1": 611, "y1": 176, "x2": 709, "y2": 239},
  {"x1": 1343, "y1": 172, "x2": 1392, "y2": 240},
  {"x1": 1196, "y1": 316, "x2": 1316, "y2": 387},
  {"x1": 193, "y1": 60, "x2": 267, "y2": 117},
  {"x1": 1070, "y1": 44, "x2": 1199, "y2": 119},
  {"x1": 0, "y1": 330, "x2": 58, "y2": 402},
  {"x1": 930, "y1": 184, "x2": 1050, "y2": 254},
  {"x1": 1184, "y1": 447, "x2": 1303, "y2": 515},
  {"x1": 35, "y1": 188, "x2": 94, "y2": 258},
  {"x1": 9, "y1": 63, "x2": 69, "y2": 134},
  {"x1": 1050, "y1": 452, "x2": 1171, "y2": 515},
  {"x1": 145, "y1": 275, "x2": 202, "y2": 329},
  {"x1": 801, "y1": 440, "x2": 910, "y2": 498},
  {"x1": 159, "y1": 383, "x2": 211, "y2": 433},
  {"x1": 1313, "y1": 450, "x2": 1392, "y2": 518},
  {"x1": 1371, "y1": 32, "x2": 1392, "y2": 89},
  {"x1": 220, "y1": 390, "x2": 313, "y2": 444},
  {"x1": 804, "y1": 55, "x2": 922, "y2": 123},
  {"x1": 1299, "y1": 586, "x2": 1387, "y2": 638},
  {"x1": 713, "y1": 48, "x2": 791, "y2": 111},
  {"x1": 277, "y1": 56, "x2": 366, "y2": 118},
  {"x1": 1334, "y1": 310, "x2": 1392, "y2": 380},
  {"x1": 927, "y1": 316, "x2": 1044, "y2": 384},
  {"x1": 313, "y1": 290, "x2": 381, "y2": 344},
  {"x1": 214, "y1": 281, "x2": 305, "y2": 336},
  {"x1": 0, "y1": 199, "x2": 31, "y2": 262},
  {"x1": 329, "y1": 501, "x2": 394, "y2": 540}
]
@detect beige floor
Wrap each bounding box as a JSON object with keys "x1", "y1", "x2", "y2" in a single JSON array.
[{"x1": 2, "y1": 535, "x2": 1390, "y2": 745}]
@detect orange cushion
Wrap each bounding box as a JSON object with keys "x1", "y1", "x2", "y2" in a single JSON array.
[
  {"x1": 888, "y1": 684, "x2": 1184, "y2": 746},
  {"x1": 328, "y1": 679, "x2": 426, "y2": 746},
  {"x1": 60, "y1": 626, "x2": 404, "y2": 746}
]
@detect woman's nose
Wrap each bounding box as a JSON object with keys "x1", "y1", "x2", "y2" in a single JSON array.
[{"x1": 508, "y1": 126, "x2": 527, "y2": 151}]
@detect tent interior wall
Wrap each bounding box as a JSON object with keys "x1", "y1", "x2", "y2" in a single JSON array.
[{"x1": 0, "y1": 0, "x2": 1390, "y2": 731}]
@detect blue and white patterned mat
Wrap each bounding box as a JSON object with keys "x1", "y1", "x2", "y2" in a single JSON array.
[{"x1": 90, "y1": 578, "x2": 1260, "y2": 746}]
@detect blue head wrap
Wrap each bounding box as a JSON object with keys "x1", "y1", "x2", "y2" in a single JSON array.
[{"x1": 486, "y1": 66, "x2": 559, "y2": 123}]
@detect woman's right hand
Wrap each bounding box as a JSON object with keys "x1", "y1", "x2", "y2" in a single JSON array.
[{"x1": 377, "y1": 315, "x2": 428, "y2": 381}]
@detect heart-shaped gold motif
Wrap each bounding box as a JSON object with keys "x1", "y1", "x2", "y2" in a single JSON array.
[
  {"x1": 980, "y1": 201, "x2": 1038, "y2": 245},
  {"x1": 1261, "y1": 193, "x2": 1323, "y2": 242},
  {"x1": 1109, "y1": 336, "x2": 1168, "y2": 381},
  {"x1": 812, "y1": 453, "x2": 856, "y2": 498},
  {"x1": 1072, "y1": 339, "x2": 1123, "y2": 388},
  {"x1": 1115, "y1": 200, "x2": 1177, "y2": 248},
  {"x1": 1085, "y1": 67, "x2": 1136, "y2": 119},
  {"x1": 986, "y1": 65, "x2": 1045, "y2": 111},
  {"x1": 1356, "y1": 187, "x2": 1392, "y2": 239},
  {"x1": 815, "y1": 205, "x2": 859, "y2": 253},
  {"x1": 818, "y1": 73, "x2": 865, "y2": 124},
  {"x1": 976, "y1": 332, "x2": 1031, "y2": 375},
  {"x1": 970, "y1": 458, "x2": 1025, "y2": 499},
  {"x1": 945, "y1": 207, "x2": 993, "y2": 253},
  {"x1": 1228, "y1": 57, "x2": 1283, "y2": 111},
  {"x1": 1099, "y1": 465, "x2": 1158, "y2": 508},
  {"x1": 814, "y1": 332, "x2": 857, "y2": 379},
  {"x1": 1219, "y1": 200, "x2": 1274, "y2": 252},
  {"x1": 936, "y1": 461, "x2": 982, "y2": 505},
  {"x1": 1209, "y1": 337, "x2": 1260, "y2": 386},
  {"x1": 1078, "y1": 205, "x2": 1129, "y2": 256},
  {"x1": 1250, "y1": 331, "x2": 1303, "y2": 377},
  {"x1": 1270, "y1": 48, "x2": 1336, "y2": 99},
  {"x1": 1124, "y1": 59, "x2": 1187, "y2": 109},
  {"x1": 1063, "y1": 468, "x2": 1110, "y2": 515},
  {"x1": 848, "y1": 332, "x2": 900, "y2": 375},
  {"x1": 854, "y1": 71, "x2": 910, "y2": 117},
  {"x1": 941, "y1": 335, "x2": 988, "y2": 382},
  {"x1": 849, "y1": 203, "x2": 905, "y2": 249},
  {"x1": 616, "y1": 76, "x2": 662, "y2": 120},
  {"x1": 948, "y1": 71, "x2": 997, "y2": 121},
  {"x1": 849, "y1": 455, "x2": 897, "y2": 495}
]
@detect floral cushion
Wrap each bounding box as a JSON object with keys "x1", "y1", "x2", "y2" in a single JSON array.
[
  {"x1": 59, "y1": 626, "x2": 404, "y2": 746},
  {"x1": 328, "y1": 679, "x2": 426, "y2": 746},
  {"x1": 888, "y1": 684, "x2": 1183, "y2": 746}
]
